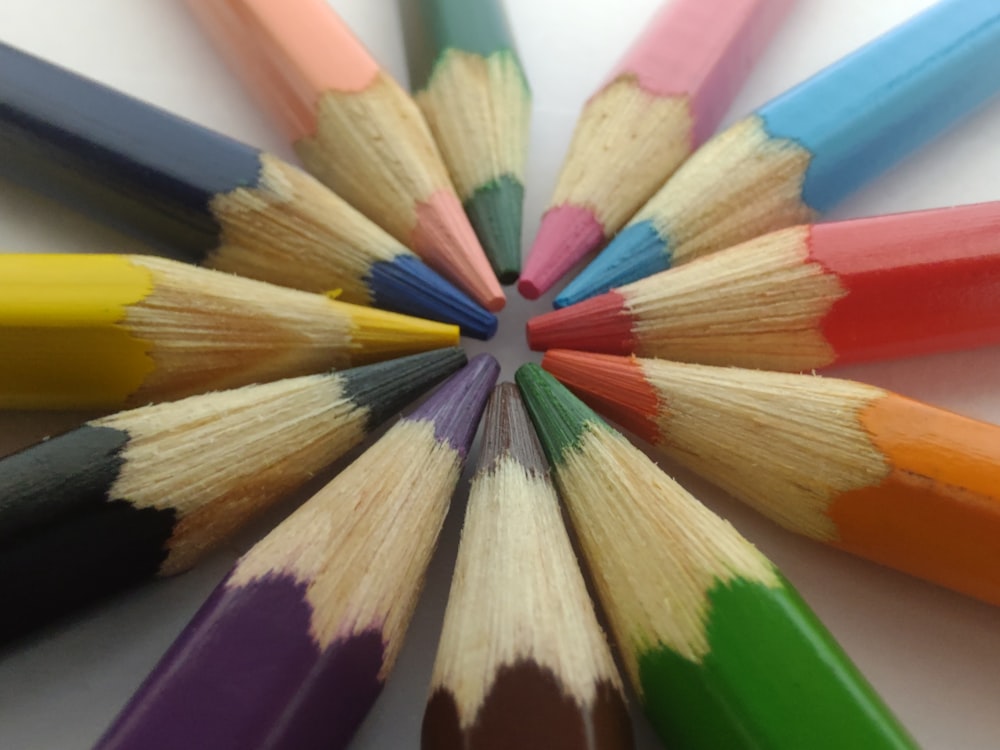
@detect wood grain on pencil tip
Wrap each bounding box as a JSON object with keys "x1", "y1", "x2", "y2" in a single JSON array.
[
  {"x1": 556, "y1": 0, "x2": 1000, "y2": 308},
  {"x1": 515, "y1": 363, "x2": 916, "y2": 750},
  {"x1": 518, "y1": 0, "x2": 794, "y2": 298},
  {"x1": 422, "y1": 383, "x2": 633, "y2": 750},
  {"x1": 406, "y1": 0, "x2": 530, "y2": 284},
  {"x1": 0, "y1": 348, "x2": 466, "y2": 643},
  {"x1": 0, "y1": 42, "x2": 496, "y2": 338},
  {"x1": 529, "y1": 201, "x2": 1000, "y2": 368},
  {"x1": 187, "y1": 0, "x2": 506, "y2": 312},
  {"x1": 95, "y1": 354, "x2": 498, "y2": 750},
  {"x1": 542, "y1": 350, "x2": 1000, "y2": 606},
  {"x1": 0, "y1": 254, "x2": 458, "y2": 410}
]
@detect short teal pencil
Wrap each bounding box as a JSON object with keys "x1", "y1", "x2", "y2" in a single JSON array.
[
  {"x1": 515, "y1": 363, "x2": 916, "y2": 750},
  {"x1": 407, "y1": 0, "x2": 530, "y2": 284}
]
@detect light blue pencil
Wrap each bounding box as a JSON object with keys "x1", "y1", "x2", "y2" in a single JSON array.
[{"x1": 555, "y1": 0, "x2": 1000, "y2": 308}]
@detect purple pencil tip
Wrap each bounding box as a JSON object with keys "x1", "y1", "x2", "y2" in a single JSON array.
[{"x1": 406, "y1": 354, "x2": 500, "y2": 457}]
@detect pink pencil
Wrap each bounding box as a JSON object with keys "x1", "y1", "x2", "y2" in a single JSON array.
[
  {"x1": 519, "y1": 0, "x2": 794, "y2": 299},
  {"x1": 186, "y1": 0, "x2": 505, "y2": 312}
]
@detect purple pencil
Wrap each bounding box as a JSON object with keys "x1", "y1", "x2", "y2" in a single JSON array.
[{"x1": 95, "y1": 354, "x2": 500, "y2": 750}]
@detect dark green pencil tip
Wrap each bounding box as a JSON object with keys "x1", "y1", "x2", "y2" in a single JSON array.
[
  {"x1": 466, "y1": 176, "x2": 524, "y2": 284},
  {"x1": 514, "y1": 364, "x2": 609, "y2": 467}
]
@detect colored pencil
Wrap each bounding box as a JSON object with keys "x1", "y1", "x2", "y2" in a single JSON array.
[
  {"x1": 0, "y1": 43, "x2": 496, "y2": 339},
  {"x1": 0, "y1": 348, "x2": 466, "y2": 643},
  {"x1": 529, "y1": 201, "x2": 1000, "y2": 368},
  {"x1": 556, "y1": 0, "x2": 1000, "y2": 308},
  {"x1": 405, "y1": 0, "x2": 531, "y2": 284},
  {"x1": 422, "y1": 383, "x2": 633, "y2": 750},
  {"x1": 186, "y1": 0, "x2": 506, "y2": 312},
  {"x1": 519, "y1": 0, "x2": 794, "y2": 299},
  {"x1": 516, "y1": 363, "x2": 915, "y2": 749},
  {"x1": 0, "y1": 254, "x2": 458, "y2": 409},
  {"x1": 95, "y1": 354, "x2": 499, "y2": 750},
  {"x1": 542, "y1": 350, "x2": 1000, "y2": 606}
]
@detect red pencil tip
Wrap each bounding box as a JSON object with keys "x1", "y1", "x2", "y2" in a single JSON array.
[{"x1": 526, "y1": 291, "x2": 636, "y2": 353}]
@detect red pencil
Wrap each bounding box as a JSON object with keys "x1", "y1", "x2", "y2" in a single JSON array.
[{"x1": 528, "y1": 201, "x2": 1000, "y2": 370}]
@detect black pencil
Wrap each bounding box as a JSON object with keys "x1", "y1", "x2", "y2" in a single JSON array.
[{"x1": 0, "y1": 348, "x2": 466, "y2": 642}]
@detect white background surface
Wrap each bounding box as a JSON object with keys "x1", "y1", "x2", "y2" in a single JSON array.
[{"x1": 0, "y1": 1, "x2": 999, "y2": 747}]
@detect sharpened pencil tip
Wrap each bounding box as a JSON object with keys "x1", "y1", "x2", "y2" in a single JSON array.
[
  {"x1": 465, "y1": 176, "x2": 524, "y2": 285},
  {"x1": 520, "y1": 204, "x2": 606, "y2": 299},
  {"x1": 555, "y1": 220, "x2": 670, "y2": 308}
]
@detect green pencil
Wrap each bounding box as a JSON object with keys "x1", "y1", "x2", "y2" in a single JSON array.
[
  {"x1": 515, "y1": 363, "x2": 916, "y2": 750},
  {"x1": 406, "y1": 0, "x2": 530, "y2": 284}
]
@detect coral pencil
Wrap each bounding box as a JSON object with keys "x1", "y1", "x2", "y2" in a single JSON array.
[
  {"x1": 557, "y1": 0, "x2": 1000, "y2": 308},
  {"x1": 0, "y1": 43, "x2": 495, "y2": 338},
  {"x1": 519, "y1": 0, "x2": 793, "y2": 299},
  {"x1": 0, "y1": 348, "x2": 466, "y2": 643},
  {"x1": 187, "y1": 0, "x2": 505, "y2": 312},
  {"x1": 0, "y1": 254, "x2": 458, "y2": 409},
  {"x1": 543, "y1": 350, "x2": 1000, "y2": 606},
  {"x1": 96, "y1": 354, "x2": 499, "y2": 750},
  {"x1": 529, "y1": 201, "x2": 1000, "y2": 369},
  {"x1": 516, "y1": 364, "x2": 914, "y2": 750},
  {"x1": 422, "y1": 384, "x2": 633, "y2": 750},
  {"x1": 406, "y1": 0, "x2": 531, "y2": 284}
]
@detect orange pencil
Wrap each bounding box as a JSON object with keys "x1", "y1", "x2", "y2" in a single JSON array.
[
  {"x1": 186, "y1": 0, "x2": 505, "y2": 312},
  {"x1": 543, "y1": 350, "x2": 1000, "y2": 606}
]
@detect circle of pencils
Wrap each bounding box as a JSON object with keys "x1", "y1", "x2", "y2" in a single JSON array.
[
  {"x1": 516, "y1": 363, "x2": 916, "y2": 750},
  {"x1": 0, "y1": 42, "x2": 497, "y2": 339},
  {"x1": 0, "y1": 348, "x2": 466, "y2": 643},
  {"x1": 557, "y1": 0, "x2": 1000, "y2": 308},
  {"x1": 94, "y1": 354, "x2": 498, "y2": 750},
  {"x1": 185, "y1": 0, "x2": 507, "y2": 312},
  {"x1": 528, "y1": 200, "x2": 1000, "y2": 369},
  {"x1": 542, "y1": 350, "x2": 1000, "y2": 606},
  {"x1": 423, "y1": 383, "x2": 633, "y2": 750},
  {"x1": 519, "y1": 0, "x2": 794, "y2": 299},
  {"x1": 0, "y1": 254, "x2": 459, "y2": 409}
]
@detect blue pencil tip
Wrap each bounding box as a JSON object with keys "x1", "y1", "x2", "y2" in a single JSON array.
[
  {"x1": 553, "y1": 221, "x2": 671, "y2": 309},
  {"x1": 368, "y1": 255, "x2": 498, "y2": 340}
]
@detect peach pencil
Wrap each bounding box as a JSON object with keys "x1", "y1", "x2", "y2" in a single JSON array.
[
  {"x1": 543, "y1": 350, "x2": 1000, "y2": 606},
  {"x1": 186, "y1": 0, "x2": 506, "y2": 311},
  {"x1": 519, "y1": 0, "x2": 794, "y2": 298},
  {"x1": 528, "y1": 201, "x2": 1000, "y2": 369}
]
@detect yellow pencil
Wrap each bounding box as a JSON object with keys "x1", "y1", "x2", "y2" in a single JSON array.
[{"x1": 0, "y1": 254, "x2": 459, "y2": 409}]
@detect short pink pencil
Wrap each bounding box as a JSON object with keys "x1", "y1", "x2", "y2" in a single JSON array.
[
  {"x1": 519, "y1": 0, "x2": 795, "y2": 299},
  {"x1": 186, "y1": 0, "x2": 505, "y2": 312}
]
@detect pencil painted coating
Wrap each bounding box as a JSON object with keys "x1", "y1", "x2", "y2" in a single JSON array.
[
  {"x1": 541, "y1": 350, "x2": 1000, "y2": 605},
  {"x1": 0, "y1": 349, "x2": 467, "y2": 642},
  {"x1": 519, "y1": 0, "x2": 793, "y2": 298},
  {"x1": 556, "y1": 0, "x2": 1000, "y2": 307},
  {"x1": 408, "y1": 0, "x2": 530, "y2": 282},
  {"x1": 97, "y1": 355, "x2": 498, "y2": 750},
  {"x1": 422, "y1": 383, "x2": 633, "y2": 749},
  {"x1": 188, "y1": 0, "x2": 506, "y2": 312},
  {"x1": 516, "y1": 363, "x2": 916, "y2": 750},
  {"x1": 0, "y1": 254, "x2": 459, "y2": 409},
  {"x1": 529, "y1": 201, "x2": 1000, "y2": 368},
  {"x1": 0, "y1": 43, "x2": 496, "y2": 337}
]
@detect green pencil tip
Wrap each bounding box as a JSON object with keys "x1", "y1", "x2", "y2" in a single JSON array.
[
  {"x1": 514, "y1": 363, "x2": 608, "y2": 467},
  {"x1": 466, "y1": 176, "x2": 524, "y2": 284}
]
